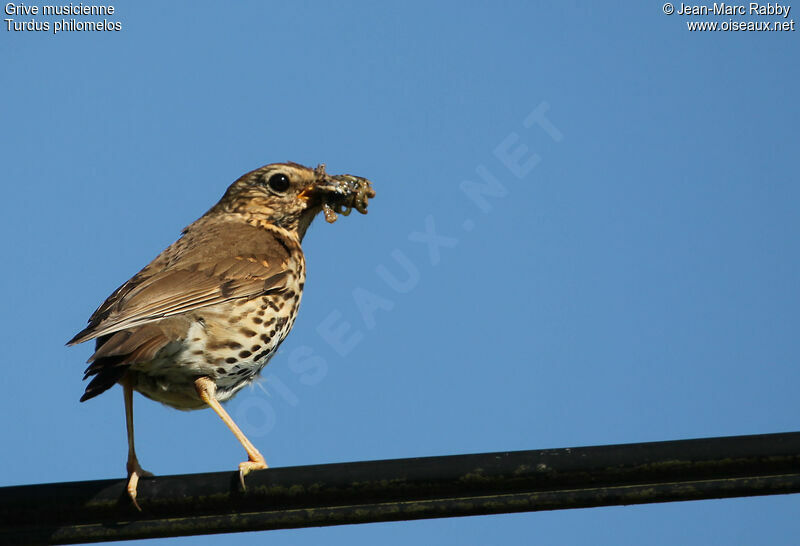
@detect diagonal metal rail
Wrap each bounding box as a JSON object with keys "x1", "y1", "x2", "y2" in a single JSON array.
[{"x1": 2, "y1": 431, "x2": 800, "y2": 544}]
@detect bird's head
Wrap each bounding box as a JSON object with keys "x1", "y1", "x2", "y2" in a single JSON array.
[{"x1": 210, "y1": 162, "x2": 375, "y2": 239}]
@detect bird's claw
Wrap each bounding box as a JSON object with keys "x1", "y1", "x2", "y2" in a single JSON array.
[
  {"x1": 126, "y1": 462, "x2": 153, "y2": 511},
  {"x1": 238, "y1": 457, "x2": 268, "y2": 490}
]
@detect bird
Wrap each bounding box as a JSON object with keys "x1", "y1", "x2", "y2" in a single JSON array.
[{"x1": 67, "y1": 161, "x2": 375, "y2": 510}]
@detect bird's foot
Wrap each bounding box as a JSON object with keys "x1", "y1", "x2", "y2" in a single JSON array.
[
  {"x1": 126, "y1": 461, "x2": 154, "y2": 511},
  {"x1": 238, "y1": 456, "x2": 268, "y2": 490}
]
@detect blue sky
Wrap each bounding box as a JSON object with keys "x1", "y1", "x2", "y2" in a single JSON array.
[{"x1": 2, "y1": 1, "x2": 799, "y2": 544}]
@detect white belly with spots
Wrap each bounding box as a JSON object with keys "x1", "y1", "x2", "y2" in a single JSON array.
[{"x1": 128, "y1": 292, "x2": 301, "y2": 410}]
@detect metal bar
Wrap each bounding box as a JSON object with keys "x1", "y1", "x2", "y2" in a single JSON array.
[{"x1": 2, "y1": 431, "x2": 800, "y2": 545}]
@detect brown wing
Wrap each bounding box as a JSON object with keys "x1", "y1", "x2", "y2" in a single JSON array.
[
  {"x1": 79, "y1": 318, "x2": 192, "y2": 402},
  {"x1": 68, "y1": 219, "x2": 296, "y2": 346}
]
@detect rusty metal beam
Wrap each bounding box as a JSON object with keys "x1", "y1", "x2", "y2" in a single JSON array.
[{"x1": 2, "y1": 431, "x2": 800, "y2": 544}]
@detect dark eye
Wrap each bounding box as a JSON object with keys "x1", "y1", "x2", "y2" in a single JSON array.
[{"x1": 267, "y1": 173, "x2": 291, "y2": 193}]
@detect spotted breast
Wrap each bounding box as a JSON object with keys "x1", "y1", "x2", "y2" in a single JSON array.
[{"x1": 126, "y1": 256, "x2": 305, "y2": 410}]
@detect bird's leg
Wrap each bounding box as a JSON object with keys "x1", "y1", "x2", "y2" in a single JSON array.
[
  {"x1": 195, "y1": 377, "x2": 268, "y2": 489},
  {"x1": 123, "y1": 375, "x2": 152, "y2": 511}
]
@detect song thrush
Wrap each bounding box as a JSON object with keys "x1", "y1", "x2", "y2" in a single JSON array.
[{"x1": 67, "y1": 162, "x2": 375, "y2": 509}]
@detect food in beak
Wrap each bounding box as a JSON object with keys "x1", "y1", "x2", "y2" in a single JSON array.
[{"x1": 315, "y1": 167, "x2": 376, "y2": 224}]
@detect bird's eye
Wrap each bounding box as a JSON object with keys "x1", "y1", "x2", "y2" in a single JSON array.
[{"x1": 267, "y1": 173, "x2": 291, "y2": 193}]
